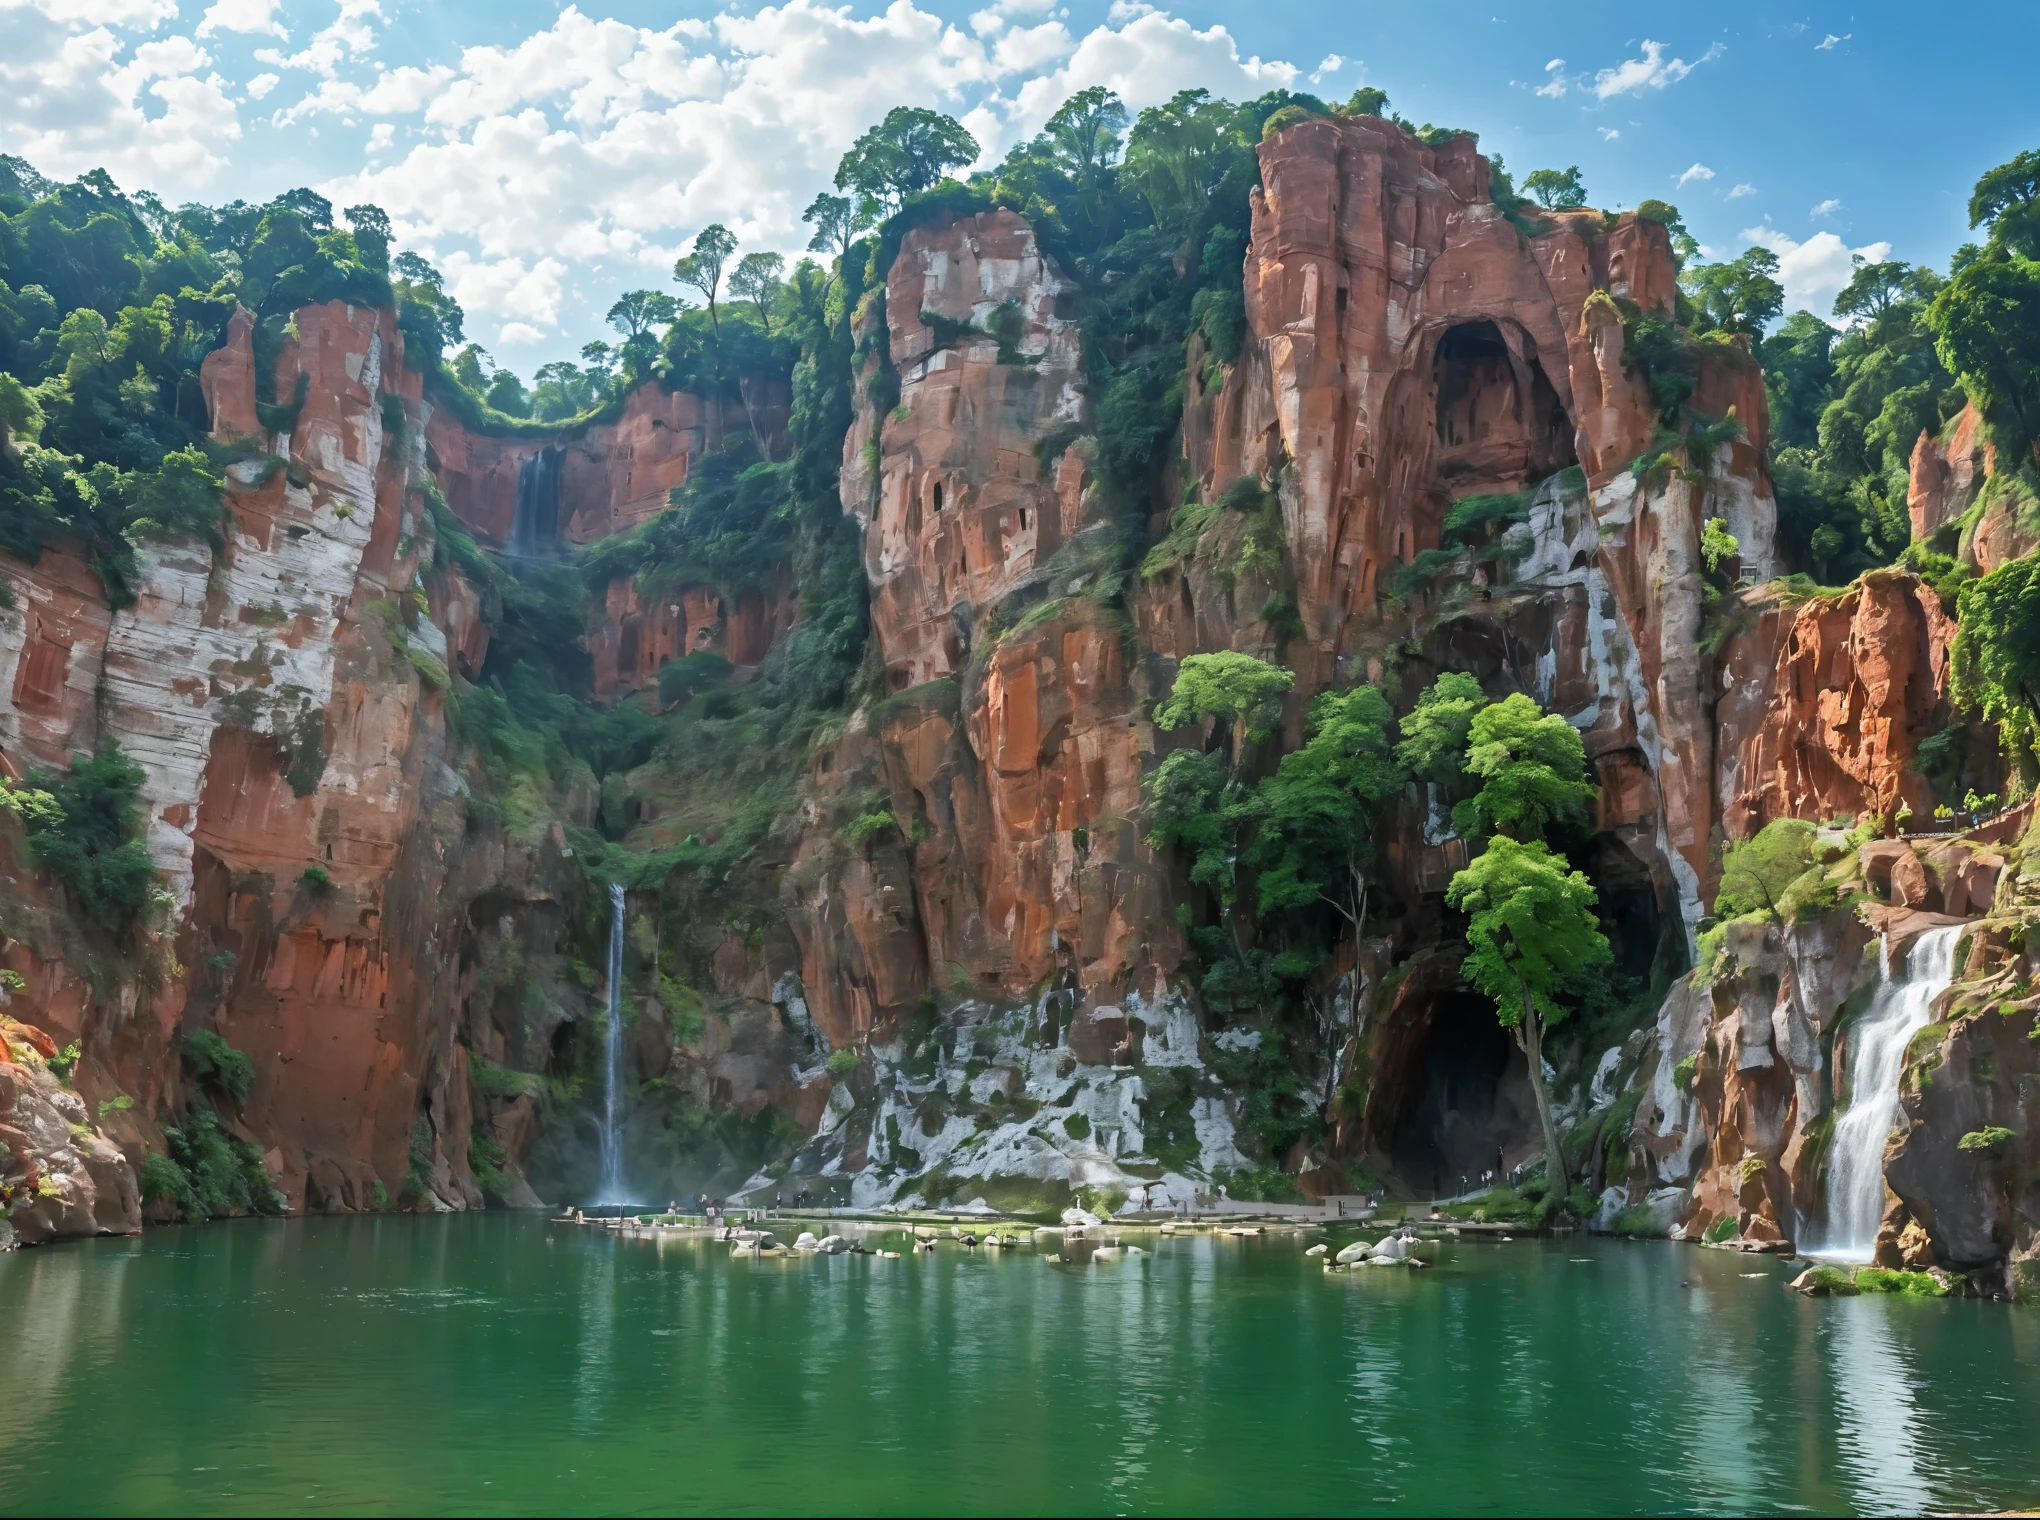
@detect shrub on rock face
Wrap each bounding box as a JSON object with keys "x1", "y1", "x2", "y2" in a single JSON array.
[
  {"x1": 17, "y1": 743, "x2": 158, "y2": 938},
  {"x1": 182, "y1": 1029, "x2": 253, "y2": 1105}
]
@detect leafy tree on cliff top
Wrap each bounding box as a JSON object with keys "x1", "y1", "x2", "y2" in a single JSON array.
[
  {"x1": 1446, "y1": 835, "x2": 1610, "y2": 1194},
  {"x1": 1523, "y1": 166, "x2": 1587, "y2": 210},
  {"x1": 1152, "y1": 650, "x2": 1294, "y2": 769},
  {"x1": 1683, "y1": 247, "x2": 1785, "y2": 338},
  {"x1": 834, "y1": 107, "x2": 979, "y2": 219}
]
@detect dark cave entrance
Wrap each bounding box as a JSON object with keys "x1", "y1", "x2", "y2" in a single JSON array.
[
  {"x1": 1579, "y1": 832, "x2": 1666, "y2": 983},
  {"x1": 548, "y1": 1019, "x2": 579, "y2": 1076},
  {"x1": 1380, "y1": 989, "x2": 1540, "y2": 1196},
  {"x1": 1432, "y1": 320, "x2": 1577, "y2": 491}
]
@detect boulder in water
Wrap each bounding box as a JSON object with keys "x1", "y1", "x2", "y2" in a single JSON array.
[
  {"x1": 1061, "y1": 1207, "x2": 1103, "y2": 1228},
  {"x1": 1305, "y1": 1243, "x2": 1328, "y2": 1257},
  {"x1": 1789, "y1": 1265, "x2": 1860, "y2": 1296},
  {"x1": 1335, "y1": 1241, "x2": 1373, "y2": 1265},
  {"x1": 793, "y1": 1232, "x2": 821, "y2": 1252},
  {"x1": 817, "y1": 1234, "x2": 847, "y2": 1254}
]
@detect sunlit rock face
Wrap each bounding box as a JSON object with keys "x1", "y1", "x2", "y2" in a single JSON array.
[{"x1": 830, "y1": 207, "x2": 1172, "y2": 1023}]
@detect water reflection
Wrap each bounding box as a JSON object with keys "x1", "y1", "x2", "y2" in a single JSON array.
[
  {"x1": 1826, "y1": 1300, "x2": 1929, "y2": 1515},
  {"x1": 2, "y1": 1221, "x2": 2037, "y2": 1516}
]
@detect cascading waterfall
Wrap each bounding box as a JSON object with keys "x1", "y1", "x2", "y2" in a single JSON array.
[
  {"x1": 1809, "y1": 923, "x2": 1962, "y2": 1260},
  {"x1": 511, "y1": 445, "x2": 563, "y2": 557},
  {"x1": 597, "y1": 882, "x2": 627, "y2": 1204}
]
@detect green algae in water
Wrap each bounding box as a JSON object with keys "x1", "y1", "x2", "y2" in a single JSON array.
[{"x1": 2, "y1": 1216, "x2": 2038, "y2": 1516}]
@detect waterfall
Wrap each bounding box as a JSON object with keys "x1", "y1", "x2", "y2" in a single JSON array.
[
  {"x1": 597, "y1": 882, "x2": 627, "y2": 1204},
  {"x1": 511, "y1": 446, "x2": 563, "y2": 557},
  {"x1": 1808, "y1": 924, "x2": 1962, "y2": 1259}
]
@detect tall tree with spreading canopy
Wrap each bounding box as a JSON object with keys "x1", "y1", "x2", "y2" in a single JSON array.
[
  {"x1": 1523, "y1": 166, "x2": 1587, "y2": 209},
  {"x1": 1453, "y1": 692, "x2": 1598, "y2": 841},
  {"x1": 1685, "y1": 247, "x2": 1786, "y2": 337},
  {"x1": 834, "y1": 107, "x2": 979, "y2": 218},
  {"x1": 1446, "y1": 836, "x2": 1610, "y2": 1194}
]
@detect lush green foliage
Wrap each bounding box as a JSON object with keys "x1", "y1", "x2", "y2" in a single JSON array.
[
  {"x1": 1453, "y1": 692, "x2": 1597, "y2": 842},
  {"x1": 1447, "y1": 836, "x2": 1611, "y2": 1032},
  {"x1": 142, "y1": 1106, "x2": 286, "y2": 1221},
  {"x1": 182, "y1": 1029, "x2": 254, "y2": 1105},
  {"x1": 17, "y1": 743, "x2": 158, "y2": 938},
  {"x1": 1714, "y1": 819, "x2": 1817, "y2": 919}
]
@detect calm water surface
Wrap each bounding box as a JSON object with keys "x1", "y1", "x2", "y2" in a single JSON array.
[{"x1": 2, "y1": 1215, "x2": 2037, "y2": 1516}]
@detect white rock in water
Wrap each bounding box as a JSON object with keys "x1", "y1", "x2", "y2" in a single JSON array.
[
  {"x1": 1061, "y1": 1207, "x2": 1103, "y2": 1228},
  {"x1": 1092, "y1": 1245, "x2": 1122, "y2": 1261},
  {"x1": 1305, "y1": 1243, "x2": 1328, "y2": 1257},
  {"x1": 817, "y1": 1234, "x2": 846, "y2": 1253},
  {"x1": 1372, "y1": 1235, "x2": 1409, "y2": 1261},
  {"x1": 794, "y1": 1232, "x2": 820, "y2": 1252},
  {"x1": 1335, "y1": 1241, "x2": 1373, "y2": 1264}
]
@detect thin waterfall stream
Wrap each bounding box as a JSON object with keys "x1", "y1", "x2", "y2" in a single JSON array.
[
  {"x1": 1808, "y1": 923, "x2": 1962, "y2": 1259},
  {"x1": 598, "y1": 882, "x2": 626, "y2": 1204}
]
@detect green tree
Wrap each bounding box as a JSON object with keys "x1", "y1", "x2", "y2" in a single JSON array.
[
  {"x1": 1122, "y1": 89, "x2": 1251, "y2": 235},
  {"x1": 1342, "y1": 86, "x2": 1390, "y2": 117},
  {"x1": 801, "y1": 191, "x2": 864, "y2": 276},
  {"x1": 1952, "y1": 551, "x2": 2040, "y2": 748},
  {"x1": 1446, "y1": 836, "x2": 1610, "y2": 1192},
  {"x1": 728, "y1": 251, "x2": 786, "y2": 330},
  {"x1": 1713, "y1": 818, "x2": 1815, "y2": 919},
  {"x1": 1834, "y1": 259, "x2": 1935, "y2": 329},
  {"x1": 1454, "y1": 692, "x2": 1596, "y2": 842},
  {"x1": 834, "y1": 107, "x2": 979, "y2": 217},
  {"x1": 1395, "y1": 671, "x2": 1486, "y2": 792},
  {"x1": 1152, "y1": 651, "x2": 1294, "y2": 769},
  {"x1": 1523, "y1": 166, "x2": 1587, "y2": 210},
  {"x1": 1929, "y1": 253, "x2": 2040, "y2": 469},
  {"x1": 1684, "y1": 247, "x2": 1786, "y2": 337},
  {"x1": 1249, "y1": 684, "x2": 1402, "y2": 930},
  {"x1": 672, "y1": 225, "x2": 737, "y2": 335},
  {"x1": 484, "y1": 367, "x2": 530, "y2": 417},
  {"x1": 342, "y1": 203, "x2": 391, "y2": 272},
  {"x1": 1968, "y1": 147, "x2": 2040, "y2": 258}
]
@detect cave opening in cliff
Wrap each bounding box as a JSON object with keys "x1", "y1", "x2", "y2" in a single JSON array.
[
  {"x1": 1579, "y1": 832, "x2": 1665, "y2": 984},
  {"x1": 548, "y1": 1019, "x2": 579, "y2": 1076},
  {"x1": 1378, "y1": 988, "x2": 1539, "y2": 1196},
  {"x1": 1432, "y1": 320, "x2": 1576, "y2": 490}
]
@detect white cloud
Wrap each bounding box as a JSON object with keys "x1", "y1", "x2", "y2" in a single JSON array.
[
  {"x1": 258, "y1": 0, "x2": 385, "y2": 79},
  {"x1": 1309, "y1": 53, "x2": 1343, "y2": 84},
  {"x1": 1544, "y1": 57, "x2": 1564, "y2": 71},
  {"x1": 1596, "y1": 126, "x2": 1619, "y2": 140},
  {"x1": 1728, "y1": 182, "x2": 1755, "y2": 198},
  {"x1": 1592, "y1": 39, "x2": 1722, "y2": 100},
  {"x1": 366, "y1": 121, "x2": 393, "y2": 150},
  {"x1": 246, "y1": 70, "x2": 279, "y2": 98},
  {"x1": 1810, "y1": 197, "x2": 1840, "y2": 218},
  {"x1": 1742, "y1": 225, "x2": 1892, "y2": 314},
  {"x1": 277, "y1": 62, "x2": 455, "y2": 123},
  {"x1": 1106, "y1": 1, "x2": 1155, "y2": 20},
  {"x1": 0, "y1": 0, "x2": 242, "y2": 191},
  {"x1": 197, "y1": 0, "x2": 284, "y2": 38},
  {"x1": 19, "y1": 0, "x2": 176, "y2": 27},
  {"x1": 1675, "y1": 162, "x2": 1714, "y2": 188},
  {"x1": 324, "y1": 0, "x2": 1305, "y2": 313},
  {"x1": 1816, "y1": 33, "x2": 1849, "y2": 50},
  {"x1": 498, "y1": 320, "x2": 546, "y2": 346},
  {"x1": 439, "y1": 250, "x2": 570, "y2": 333}
]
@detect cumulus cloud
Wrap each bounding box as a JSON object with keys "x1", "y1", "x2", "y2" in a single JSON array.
[
  {"x1": 1591, "y1": 39, "x2": 1722, "y2": 100},
  {"x1": 318, "y1": 0, "x2": 1301, "y2": 339},
  {"x1": 1810, "y1": 198, "x2": 1841, "y2": 218},
  {"x1": 0, "y1": 0, "x2": 241, "y2": 191},
  {"x1": 1676, "y1": 162, "x2": 1714, "y2": 188},
  {"x1": 197, "y1": 0, "x2": 284, "y2": 38},
  {"x1": 497, "y1": 320, "x2": 547, "y2": 346},
  {"x1": 1728, "y1": 182, "x2": 1755, "y2": 199},
  {"x1": 258, "y1": 0, "x2": 385, "y2": 80},
  {"x1": 1742, "y1": 225, "x2": 1892, "y2": 315},
  {"x1": 1596, "y1": 126, "x2": 1619, "y2": 140}
]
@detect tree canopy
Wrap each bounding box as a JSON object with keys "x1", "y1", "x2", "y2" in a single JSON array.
[
  {"x1": 1523, "y1": 166, "x2": 1587, "y2": 210},
  {"x1": 834, "y1": 107, "x2": 979, "y2": 217}
]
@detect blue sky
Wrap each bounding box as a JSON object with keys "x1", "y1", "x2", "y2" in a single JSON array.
[{"x1": 7, "y1": 0, "x2": 2035, "y2": 374}]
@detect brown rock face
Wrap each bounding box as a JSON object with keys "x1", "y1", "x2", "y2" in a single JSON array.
[
  {"x1": 427, "y1": 381, "x2": 783, "y2": 549},
  {"x1": 834, "y1": 209, "x2": 1171, "y2": 1012},
  {"x1": 1189, "y1": 116, "x2": 1776, "y2": 939},
  {"x1": 1908, "y1": 404, "x2": 1992, "y2": 542},
  {"x1": 1719, "y1": 571, "x2": 1954, "y2": 835},
  {"x1": 0, "y1": 1020, "x2": 141, "y2": 1249}
]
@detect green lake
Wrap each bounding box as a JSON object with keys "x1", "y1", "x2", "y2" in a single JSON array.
[{"x1": 3, "y1": 1215, "x2": 2037, "y2": 1516}]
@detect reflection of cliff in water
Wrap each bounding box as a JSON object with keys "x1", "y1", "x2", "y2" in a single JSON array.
[{"x1": 511, "y1": 444, "x2": 564, "y2": 556}]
